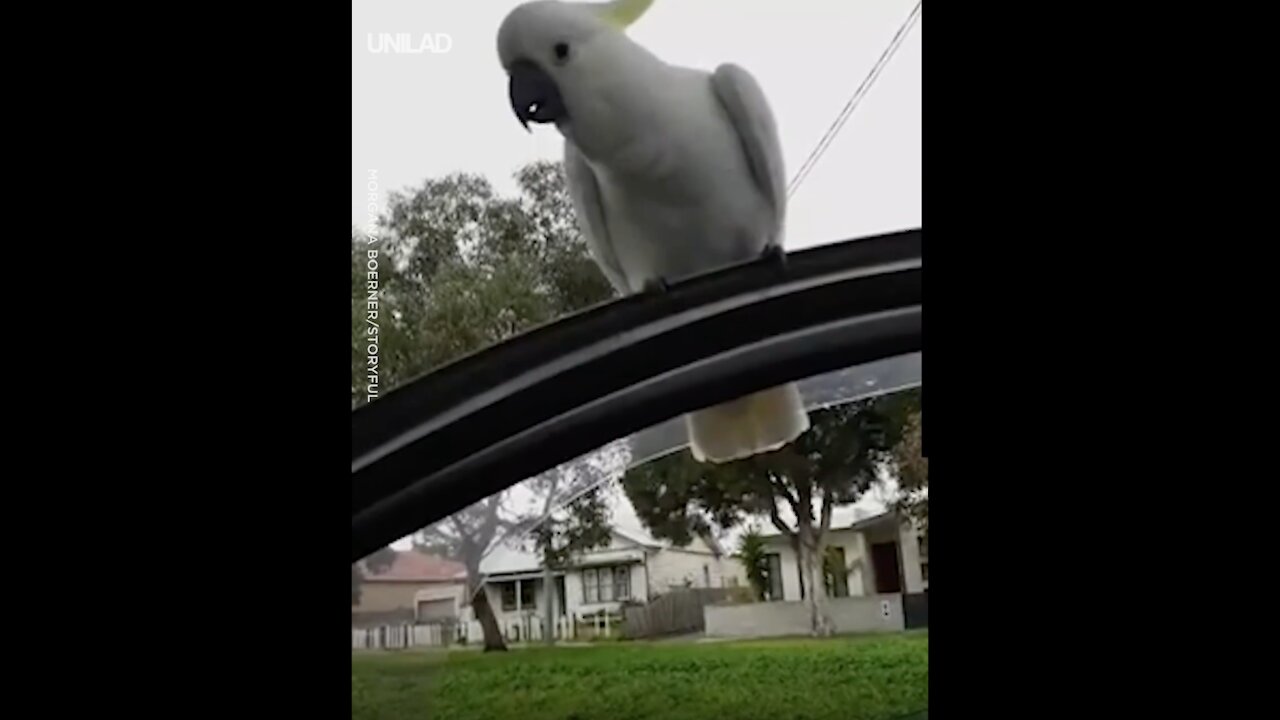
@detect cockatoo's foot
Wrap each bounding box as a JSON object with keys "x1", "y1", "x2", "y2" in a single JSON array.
[
  {"x1": 759, "y1": 244, "x2": 787, "y2": 277},
  {"x1": 641, "y1": 277, "x2": 671, "y2": 296}
]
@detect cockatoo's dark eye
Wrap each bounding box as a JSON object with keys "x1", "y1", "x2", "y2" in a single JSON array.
[{"x1": 553, "y1": 42, "x2": 570, "y2": 63}]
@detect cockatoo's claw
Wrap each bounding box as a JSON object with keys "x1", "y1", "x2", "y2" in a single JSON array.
[
  {"x1": 641, "y1": 277, "x2": 671, "y2": 296},
  {"x1": 760, "y1": 244, "x2": 787, "y2": 277}
]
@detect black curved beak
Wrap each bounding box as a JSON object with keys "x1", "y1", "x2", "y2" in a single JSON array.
[{"x1": 508, "y1": 60, "x2": 567, "y2": 132}]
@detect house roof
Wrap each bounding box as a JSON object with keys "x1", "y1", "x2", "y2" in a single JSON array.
[
  {"x1": 362, "y1": 550, "x2": 466, "y2": 582},
  {"x1": 845, "y1": 509, "x2": 901, "y2": 533},
  {"x1": 479, "y1": 525, "x2": 692, "y2": 577},
  {"x1": 609, "y1": 525, "x2": 727, "y2": 556},
  {"x1": 758, "y1": 507, "x2": 899, "y2": 539},
  {"x1": 478, "y1": 541, "x2": 542, "y2": 576},
  {"x1": 611, "y1": 526, "x2": 662, "y2": 548}
]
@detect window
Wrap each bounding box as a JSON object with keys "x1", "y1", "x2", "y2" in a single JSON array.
[
  {"x1": 921, "y1": 561, "x2": 928, "y2": 584},
  {"x1": 599, "y1": 571, "x2": 614, "y2": 602},
  {"x1": 765, "y1": 553, "x2": 784, "y2": 601},
  {"x1": 703, "y1": 564, "x2": 710, "y2": 587},
  {"x1": 582, "y1": 565, "x2": 631, "y2": 603},
  {"x1": 614, "y1": 567, "x2": 631, "y2": 600},
  {"x1": 499, "y1": 580, "x2": 536, "y2": 611},
  {"x1": 824, "y1": 546, "x2": 849, "y2": 598}
]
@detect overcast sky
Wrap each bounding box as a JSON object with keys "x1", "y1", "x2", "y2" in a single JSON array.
[
  {"x1": 357, "y1": 1, "x2": 921, "y2": 552},
  {"x1": 353, "y1": 0, "x2": 921, "y2": 251}
]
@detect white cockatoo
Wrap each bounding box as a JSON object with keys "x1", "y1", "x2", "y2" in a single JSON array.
[{"x1": 497, "y1": 0, "x2": 809, "y2": 463}]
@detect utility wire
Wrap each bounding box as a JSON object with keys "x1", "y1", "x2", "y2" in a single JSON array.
[{"x1": 787, "y1": 1, "x2": 922, "y2": 198}]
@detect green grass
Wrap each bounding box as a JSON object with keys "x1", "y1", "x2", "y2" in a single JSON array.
[{"x1": 351, "y1": 632, "x2": 928, "y2": 720}]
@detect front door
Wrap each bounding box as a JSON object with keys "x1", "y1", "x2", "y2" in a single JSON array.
[{"x1": 871, "y1": 541, "x2": 902, "y2": 593}]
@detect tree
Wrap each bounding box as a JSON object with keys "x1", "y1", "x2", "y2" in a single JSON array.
[
  {"x1": 737, "y1": 525, "x2": 771, "y2": 601},
  {"x1": 510, "y1": 162, "x2": 615, "y2": 313},
  {"x1": 530, "y1": 488, "x2": 612, "y2": 645},
  {"x1": 522, "y1": 443, "x2": 628, "y2": 645},
  {"x1": 414, "y1": 446, "x2": 627, "y2": 651},
  {"x1": 622, "y1": 399, "x2": 901, "y2": 636},
  {"x1": 352, "y1": 546, "x2": 397, "y2": 605},
  {"x1": 865, "y1": 387, "x2": 926, "y2": 541},
  {"x1": 822, "y1": 545, "x2": 850, "y2": 598},
  {"x1": 414, "y1": 496, "x2": 519, "y2": 651},
  {"x1": 352, "y1": 162, "x2": 619, "y2": 649},
  {"x1": 891, "y1": 403, "x2": 927, "y2": 542},
  {"x1": 350, "y1": 163, "x2": 617, "y2": 409},
  {"x1": 352, "y1": 231, "x2": 421, "y2": 407}
]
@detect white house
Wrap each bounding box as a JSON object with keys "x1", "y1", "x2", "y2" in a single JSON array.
[
  {"x1": 757, "y1": 508, "x2": 927, "y2": 602},
  {"x1": 469, "y1": 526, "x2": 742, "y2": 641}
]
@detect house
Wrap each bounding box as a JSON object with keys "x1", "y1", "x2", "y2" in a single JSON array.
[
  {"x1": 473, "y1": 526, "x2": 741, "y2": 640},
  {"x1": 351, "y1": 550, "x2": 468, "y2": 628},
  {"x1": 756, "y1": 508, "x2": 926, "y2": 602},
  {"x1": 700, "y1": 508, "x2": 926, "y2": 639}
]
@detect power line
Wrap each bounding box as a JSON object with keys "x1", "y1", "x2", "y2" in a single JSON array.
[{"x1": 787, "y1": 1, "x2": 922, "y2": 199}]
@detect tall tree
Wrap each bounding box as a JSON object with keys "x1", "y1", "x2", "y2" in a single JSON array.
[
  {"x1": 414, "y1": 496, "x2": 519, "y2": 652},
  {"x1": 519, "y1": 443, "x2": 628, "y2": 645},
  {"x1": 622, "y1": 399, "x2": 901, "y2": 635},
  {"x1": 865, "y1": 387, "x2": 926, "y2": 541},
  {"x1": 352, "y1": 162, "x2": 619, "y2": 649},
  {"x1": 890, "y1": 401, "x2": 927, "y2": 542},
  {"x1": 351, "y1": 163, "x2": 617, "y2": 409},
  {"x1": 414, "y1": 448, "x2": 627, "y2": 650},
  {"x1": 352, "y1": 232, "x2": 422, "y2": 407}
]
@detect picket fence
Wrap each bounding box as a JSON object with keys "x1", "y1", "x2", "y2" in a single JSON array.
[
  {"x1": 353, "y1": 611, "x2": 623, "y2": 650},
  {"x1": 352, "y1": 622, "x2": 460, "y2": 650}
]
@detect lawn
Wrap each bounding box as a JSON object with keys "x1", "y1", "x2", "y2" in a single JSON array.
[{"x1": 351, "y1": 632, "x2": 928, "y2": 720}]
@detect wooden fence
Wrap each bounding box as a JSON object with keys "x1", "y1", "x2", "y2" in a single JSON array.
[{"x1": 623, "y1": 588, "x2": 732, "y2": 638}]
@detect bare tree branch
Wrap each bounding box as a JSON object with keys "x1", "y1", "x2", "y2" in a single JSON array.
[
  {"x1": 768, "y1": 503, "x2": 794, "y2": 538},
  {"x1": 540, "y1": 478, "x2": 561, "y2": 515},
  {"x1": 762, "y1": 481, "x2": 795, "y2": 538},
  {"x1": 770, "y1": 473, "x2": 799, "y2": 508}
]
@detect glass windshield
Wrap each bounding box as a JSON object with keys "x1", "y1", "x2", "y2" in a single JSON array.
[{"x1": 354, "y1": 359, "x2": 927, "y2": 719}]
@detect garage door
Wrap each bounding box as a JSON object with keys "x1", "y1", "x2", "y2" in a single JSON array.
[{"x1": 416, "y1": 598, "x2": 456, "y2": 622}]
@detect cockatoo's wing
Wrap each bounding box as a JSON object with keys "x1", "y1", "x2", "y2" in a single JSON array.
[
  {"x1": 711, "y1": 63, "x2": 787, "y2": 242},
  {"x1": 564, "y1": 140, "x2": 631, "y2": 294}
]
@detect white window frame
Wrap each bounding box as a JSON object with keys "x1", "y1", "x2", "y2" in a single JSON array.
[{"x1": 581, "y1": 565, "x2": 631, "y2": 603}]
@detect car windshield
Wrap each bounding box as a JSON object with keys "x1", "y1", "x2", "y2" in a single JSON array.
[{"x1": 353, "y1": 355, "x2": 927, "y2": 720}]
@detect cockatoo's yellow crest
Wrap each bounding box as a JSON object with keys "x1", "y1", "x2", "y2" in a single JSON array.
[{"x1": 594, "y1": 0, "x2": 654, "y2": 29}]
